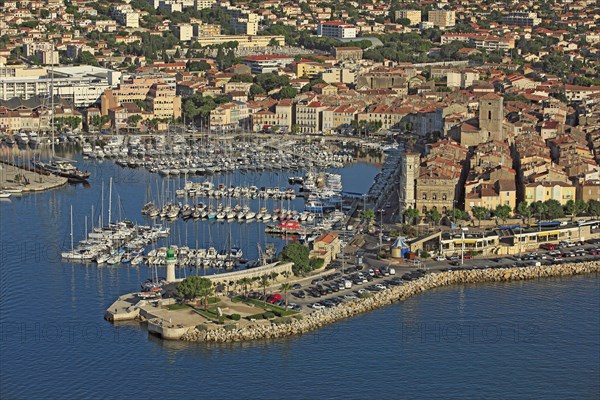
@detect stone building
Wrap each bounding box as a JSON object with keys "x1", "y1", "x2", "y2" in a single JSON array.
[
  {"x1": 333, "y1": 47, "x2": 363, "y2": 62},
  {"x1": 310, "y1": 233, "x2": 341, "y2": 267}
]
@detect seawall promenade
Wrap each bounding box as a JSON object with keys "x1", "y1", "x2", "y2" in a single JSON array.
[
  {"x1": 0, "y1": 162, "x2": 67, "y2": 192},
  {"x1": 181, "y1": 261, "x2": 599, "y2": 343}
]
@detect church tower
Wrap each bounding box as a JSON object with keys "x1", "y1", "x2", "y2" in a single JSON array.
[
  {"x1": 402, "y1": 152, "x2": 420, "y2": 210},
  {"x1": 479, "y1": 93, "x2": 504, "y2": 142}
]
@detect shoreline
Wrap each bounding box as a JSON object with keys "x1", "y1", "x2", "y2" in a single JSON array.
[
  {"x1": 0, "y1": 162, "x2": 68, "y2": 192},
  {"x1": 180, "y1": 261, "x2": 600, "y2": 343}
]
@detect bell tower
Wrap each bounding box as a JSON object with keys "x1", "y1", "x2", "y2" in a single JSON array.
[{"x1": 479, "y1": 93, "x2": 504, "y2": 142}]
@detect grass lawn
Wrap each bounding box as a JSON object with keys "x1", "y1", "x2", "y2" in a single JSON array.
[
  {"x1": 166, "y1": 303, "x2": 192, "y2": 311},
  {"x1": 239, "y1": 297, "x2": 297, "y2": 316}
]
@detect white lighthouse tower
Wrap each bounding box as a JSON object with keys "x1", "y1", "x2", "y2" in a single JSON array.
[{"x1": 165, "y1": 248, "x2": 176, "y2": 282}]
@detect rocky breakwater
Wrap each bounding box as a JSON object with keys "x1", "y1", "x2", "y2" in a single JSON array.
[{"x1": 181, "y1": 261, "x2": 600, "y2": 343}]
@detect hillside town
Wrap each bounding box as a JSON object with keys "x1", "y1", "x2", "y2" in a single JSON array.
[{"x1": 1, "y1": 0, "x2": 599, "y2": 223}]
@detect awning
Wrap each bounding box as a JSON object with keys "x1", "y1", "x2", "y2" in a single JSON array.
[{"x1": 537, "y1": 231, "x2": 559, "y2": 237}]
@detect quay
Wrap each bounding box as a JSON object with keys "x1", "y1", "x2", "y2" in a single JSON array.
[
  {"x1": 105, "y1": 259, "x2": 599, "y2": 342},
  {"x1": 0, "y1": 161, "x2": 68, "y2": 193}
]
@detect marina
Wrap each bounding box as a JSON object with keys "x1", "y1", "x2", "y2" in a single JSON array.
[
  {"x1": 2, "y1": 139, "x2": 379, "y2": 278},
  {"x1": 86, "y1": 134, "x2": 355, "y2": 176},
  {"x1": 1, "y1": 140, "x2": 598, "y2": 400}
]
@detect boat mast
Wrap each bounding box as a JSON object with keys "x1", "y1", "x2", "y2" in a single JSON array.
[
  {"x1": 50, "y1": 40, "x2": 55, "y2": 159},
  {"x1": 101, "y1": 181, "x2": 104, "y2": 227},
  {"x1": 70, "y1": 205, "x2": 74, "y2": 255},
  {"x1": 108, "y1": 177, "x2": 112, "y2": 224}
]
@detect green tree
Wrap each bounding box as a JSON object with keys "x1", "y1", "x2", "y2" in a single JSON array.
[
  {"x1": 127, "y1": 115, "x2": 142, "y2": 126},
  {"x1": 255, "y1": 73, "x2": 290, "y2": 92},
  {"x1": 177, "y1": 276, "x2": 213, "y2": 309},
  {"x1": 517, "y1": 201, "x2": 534, "y2": 225},
  {"x1": 215, "y1": 47, "x2": 225, "y2": 69},
  {"x1": 238, "y1": 277, "x2": 252, "y2": 297},
  {"x1": 278, "y1": 85, "x2": 298, "y2": 99},
  {"x1": 230, "y1": 74, "x2": 254, "y2": 83},
  {"x1": 588, "y1": 199, "x2": 600, "y2": 219},
  {"x1": 279, "y1": 242, "x2": 310, "y2": 275},
  {"x1": 403, "y1": 208, "x2": 420, "y2": 225},
  {"x1": 187, "y1": 60, "x2": 211, "y2": 71},
  {"x1": 494, "y1": 205, "x2": 512, "y2": 222},
  {"x1": 471, "y1": 206, "x2": 489, "y2": 227},
  {"x1": 360, "y1": 208, "x2": 375, "y2": 221},
  {"x1": 249, "y1": 83, "x2": 266, "y2": 97},
  {"x1": 76, "y1": 51, "x2": 98, "y2": 66},
  {"x1": 543, "y1": 199, "x2": 564, "y2": 220},
  {"x1": 397, "y1": 17, "x2": 412, "y2": 26},
  {"x1": 564, "y1": 199, "x2": 587, "y2": 220},
  {"x1": 259, "y1": 275, "x2": 270, "y2": 304},
  {"x1": 279, "y1": 282, "x2": 292, "y2": 307},
  {"x1": 531, "y1": 201, "x2": 548, "y2": 222},
  {"x1": 183, "y1": 99, "x2": 200, "y2": 122},
  {"x1": 427, "y1": 208, "x2": 441, "y2": 225},
  {"x1": 449, "y1": 208, "x2": 469, "y2": 222}
]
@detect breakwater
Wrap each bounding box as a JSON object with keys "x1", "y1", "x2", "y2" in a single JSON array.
[{"x1": 181, "y1": 261, "x2": 600, "y2": 343}]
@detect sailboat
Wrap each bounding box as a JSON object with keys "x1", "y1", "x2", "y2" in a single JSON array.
[{"x1": 31, "y1": 42, "x2": 90, "y2": 183}]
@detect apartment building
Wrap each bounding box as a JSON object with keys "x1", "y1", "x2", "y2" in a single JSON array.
[
  {"x1": 317, "y1": 21, "x2": 357, "y2": 39},
  {"x1": 502, "y1": 12, "x2": 541, "y2": 27},
  {"x1": 296, "y1": 101, "x2": 327, "y2": 134},
  {"x1": 395, "y1": 10, "x2": 421, "y2": 26},
  {"x1": 110, "y1": 5, "x2": 139, "y2": 28},
  {"x1": 243, "y1": 55, "x2": 294, "y2": 74},
  {"x1": 428, "y1": 10, "x2": 455, "y2": 28},
  {"x1": 525, "y1": 181, "x2": 577, "y2": 205},
  {"x1": 0, "y1": 66, "x2": 121, "y2": 107}
]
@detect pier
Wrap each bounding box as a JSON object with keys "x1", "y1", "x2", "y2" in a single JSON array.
[{"x1": 0, "y1": 161, "x2": 68, "y2": 193}]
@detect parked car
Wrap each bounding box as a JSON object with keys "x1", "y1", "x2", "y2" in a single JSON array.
[{"x1": 266, "y1": 293, "x2": 282, "y2": 303}]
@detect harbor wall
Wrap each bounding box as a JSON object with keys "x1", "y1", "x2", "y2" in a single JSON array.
[
  {"x1": 181, "y1": 261, "x2": 600, "y2": 343},
  {"x1": 176, "y1": 261, "x2": 294, "y2": 286}
]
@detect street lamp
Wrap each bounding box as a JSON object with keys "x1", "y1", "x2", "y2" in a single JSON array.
[
  {"x1": 461, "y1": 227, "x2": 466, "y2": 266},
  {"x1": 378, "y1": 209, "x2": 384, "y2": 248}
]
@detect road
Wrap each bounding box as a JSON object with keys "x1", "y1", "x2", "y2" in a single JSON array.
[{"x1": 276, "y1": 240, "x2": 600, "y2": 311}]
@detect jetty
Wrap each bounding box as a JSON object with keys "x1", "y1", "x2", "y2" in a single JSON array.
[
  {"x1": 0, "y1": 161, "x2": 68, "y2": 193},
  {"x1": 105, "y1": 260, "x2": 599, "y2": 342}
]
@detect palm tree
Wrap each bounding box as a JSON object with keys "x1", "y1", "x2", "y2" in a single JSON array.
[
  {"x1": 239, "y1": 277, "x2": 252, "y2": 297},
  {"x1": 279, "y1": 282, "x2": 292, "y2": 307},
  {"x1": 259, "y1": 275, "x2": 270, "y2": 304},
  {"x1": 403, "y1": 208, "x2": 420, "y2": 225}
]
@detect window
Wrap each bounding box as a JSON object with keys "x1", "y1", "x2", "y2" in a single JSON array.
[
  {"x1": 442, "y1": 194, "x2": 447, "y2": 201},
  {"x1": 422, "y1": 193, "x2": 427, "y2": 200},
  {"x1": 488, "y1": 110, "x2": 492, "y2": 119},
  {"x1": 432, "y1": 194, "x2": 437, "y2": 200},
  {"x1": 422, "y1": 206, "x2": 427, "y2": 214}
]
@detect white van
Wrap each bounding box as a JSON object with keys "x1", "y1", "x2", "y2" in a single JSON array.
[
  {"x1": 389, "y1": 268, "x2": 396, "y2": 275},
  {"x1": 344, "y1": 280, "x2": 352, "y2": 289}
]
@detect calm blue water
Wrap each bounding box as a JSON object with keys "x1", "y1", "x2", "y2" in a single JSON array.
[{"x1": 1, "y1": 148, "x2": 599, "y2": 399}]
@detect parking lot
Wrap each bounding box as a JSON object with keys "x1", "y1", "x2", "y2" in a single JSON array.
[{"x1": 258, "y1": 239, "x2": 600, "y2": 312}]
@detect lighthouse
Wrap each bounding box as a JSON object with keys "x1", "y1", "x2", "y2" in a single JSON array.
[{"x1": 165, "y1": 248, "x2": 176, "y2": 282}]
